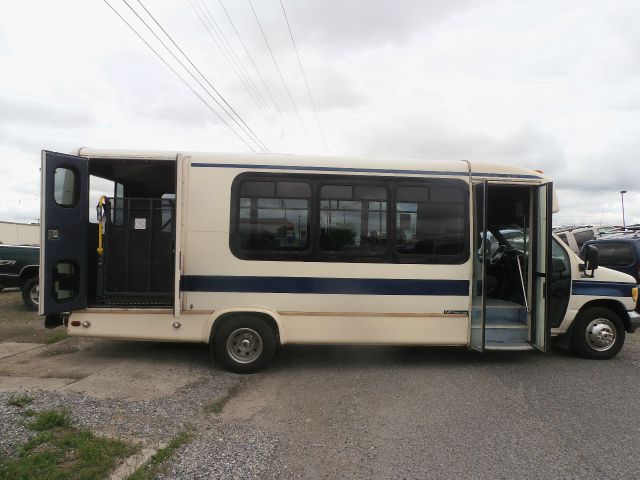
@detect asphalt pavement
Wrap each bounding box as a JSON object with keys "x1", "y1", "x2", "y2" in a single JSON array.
[
  {"x1": 3, "y1": 287, "x2": 640, "y2": 479},
  {"x1": 216, "y1": 337, "x2": 640, "y2": 479}
]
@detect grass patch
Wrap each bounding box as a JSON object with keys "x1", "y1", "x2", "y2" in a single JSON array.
[
  {"x1": 6, "y1": 394, "x2": 33, "y2": 408},
  {"x1": 0, "y1": 409, "x2": 137, "y2": 480},
  {"x1": 128, "y1": 431, "x2": 194, "y2": 480},
  {"x1": 204, "y1": 384, "x2": 240, "y2": 414},
  {"x1": 45, "y1": 331, "x2": 70, "y2": 344},
  {"x1": 26, "y1": 410, "x2": 70, "y2": 431}
]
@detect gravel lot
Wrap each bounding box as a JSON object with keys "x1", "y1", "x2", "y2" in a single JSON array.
[{"x1": 2, "y1": 290, "x2": 640, "y2": 479}]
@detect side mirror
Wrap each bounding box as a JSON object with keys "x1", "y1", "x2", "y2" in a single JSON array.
[{"x1": 583, "y1": 244, "x2": 599, "y2": 276}]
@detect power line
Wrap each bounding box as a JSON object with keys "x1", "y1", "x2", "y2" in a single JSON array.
[
  {"x1": 190, "y1": 0, "x2": 276, "y2": 127},
  {"x1": 279, "y1": 0, "x2": 329, "y2": 154},
  {"x1": 248, "y1": 0, "x2": 316, "y2": 153},
  {"x1": 131, "y1": 0, "x2": 270, "y2": 153},
  {"x1": 102, "y1": 0, "x2": 259, "y2": 152},
  {"x1": 218, "y1": 0, "x2": 289, "y2": 133}
]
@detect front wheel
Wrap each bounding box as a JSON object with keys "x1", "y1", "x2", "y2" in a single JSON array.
[
  {"x1": 572, "y1": 307, "x2": 625, "y2": 359},
  {"x1": 21, "y1": 277, "x2": 39, "y2": 312},
  {"x1": 212, "y1": 315, "x2": 276, "y2": 373}
]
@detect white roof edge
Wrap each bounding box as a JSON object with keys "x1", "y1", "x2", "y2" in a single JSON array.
[
  {"x1": 73, "y1": 148, "x2": 544, "y2": 178},
  {"x1": 77, "y1": 147, "x2": 177, "y2": 161}
]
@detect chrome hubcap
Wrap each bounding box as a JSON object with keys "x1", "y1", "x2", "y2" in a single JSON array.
[
  {"x1": 30, "y1": 284, "x2": 39, "y2": 305},
  {"x1": 585, "y1": 318, "x2": 616, "y2": 351},
  {"x1": 226, "y1": 328, "x2": 262, "y2": 364}
]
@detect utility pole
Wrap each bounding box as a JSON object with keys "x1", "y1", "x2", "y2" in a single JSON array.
[{"x1": 620, "y1": 190, "x2": 627, "y2": 228}]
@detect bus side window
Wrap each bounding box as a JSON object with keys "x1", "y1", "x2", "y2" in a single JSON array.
[
  {"x1": 395, "y1": 184, "x2": 466, "y2": 260},
  {"x1": 237, "y1": 180, "x2": 310, "y2": 252},
  {"x1": 319, "y1": 184, "x2": 387, "y2": 254}
]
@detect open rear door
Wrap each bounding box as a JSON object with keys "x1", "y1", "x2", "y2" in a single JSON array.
[
  {"x1": 531, "y1": 182, "x2": 553, "y2": 351},
  {"x1": 174, "y1": 154, "x2": 187, "y2": 317},
  {"x1": 39, "y1": 151, "x2": 89, "y2": 317},
  {"x1": 470, "y1": 181, "x2": 487, "y2": 352}
]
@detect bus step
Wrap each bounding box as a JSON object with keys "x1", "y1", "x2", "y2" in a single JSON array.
[
  {"x1": 485, "y1": 342, "x2": 534, "y2": 351},
  {"x1": 485, "y1": 325, "x2": 528, "y2": 344}
]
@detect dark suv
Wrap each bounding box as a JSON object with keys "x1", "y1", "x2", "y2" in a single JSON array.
[
  {"x1": 0, "y1": 244, "x2": 40, "y2": 310},
  {"x1": 580, "y1": 234, "x2": 640, "y2": 311}
]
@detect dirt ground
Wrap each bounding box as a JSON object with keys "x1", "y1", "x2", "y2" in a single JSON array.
[
  {"x1": 0, "y1": 291, "x2": 219, "y2": 400},
  {"x1": 0, "y1": 291, "x2": 51, "y2": 343}
]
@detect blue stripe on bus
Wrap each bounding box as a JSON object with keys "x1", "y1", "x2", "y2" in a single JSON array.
[
  {"x1": 181, "y1": 275, "x2": 470, "y2": 296},
  {"x1": 571, "y1": 280, "x2": 635, "y2": 297},
  {"x1": 191, "y1": 162, "x2": 541, "y2": 179}
]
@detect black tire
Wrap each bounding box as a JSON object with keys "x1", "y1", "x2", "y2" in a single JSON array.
[
  {"x1": 571, "y1": 307, "x2": 625, "y2": 359},
  {"x1": 212, "y1": 315, "x2": 276, "y2": 373},
  {"x1": 21, "y1": 277, "x2": 39, "y2": 312}
]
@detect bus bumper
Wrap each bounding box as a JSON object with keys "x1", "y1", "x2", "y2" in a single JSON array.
[{"x1": 628, "y1": 311, "x2": 640, "y2": 333}]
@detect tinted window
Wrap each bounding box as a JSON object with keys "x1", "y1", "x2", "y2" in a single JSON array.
[
  {"x1": 551, "y1": 238, "x2": 570, "y2": 274},
  {"x1": 53, "y1": 168, "x2": 77, "y2": 206},
  {"x1": 238, "y1": 181, "x2": 310, "y2": 252},
  {"x1": 161, "y1": 194, "x2": 175, "y2": 233},
  {"x1": 595, "y1": 242, "x2": 635, "y2": 267},
  {"x1": 231, "y1": 174, "x2": 468, "y2": 264},
  {"x1": 320, "y1": 184, "x2": 387, "y2": 253},
  {"x1": 396, "y1": 185, "x2": 466, "y2": 257},
  {"x1": 53, "y1": 261, "x2": 79, "y2": 302},
  {"x1": 574, "y1": 230, "x2": 594, "y2": 250},
  {"x1": 558, "y1": 233, "x2": 569, "y2": 245}
]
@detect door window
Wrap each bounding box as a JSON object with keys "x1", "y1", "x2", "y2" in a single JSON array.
[
  {"x1": 53, "y1": 168, "x2": 78, "y2": 206},
  {"x1": 52, "y1": 261, "x2": 79, "y2": 302}
]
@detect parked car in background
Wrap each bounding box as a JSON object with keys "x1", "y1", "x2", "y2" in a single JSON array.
[
  {"x1": 554, "y1": 225, "x2": 622, "y2": 254},
  {"x1": 580, "y1": 233, "x2": 640, "y2": 283},
  {"x1": 580, "y1": 233, "x2": 640, "y2": 312},
  {"x1": 0, "y1": 244, "x2": 40, "y2": 310}
]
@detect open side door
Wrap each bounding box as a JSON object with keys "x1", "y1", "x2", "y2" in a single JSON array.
[
  {"x1": 174, "y1": 154, "x2": 188, "y2": 317},
  {"x1": 470, "y1": 181, "x2": 487, "y2": 352},
  {"x1": 530, "y1": 182, "x2": 553, "y2": 351},
  {"x1": 39, "y1": 151, "x2": 89, "y2": 317}
]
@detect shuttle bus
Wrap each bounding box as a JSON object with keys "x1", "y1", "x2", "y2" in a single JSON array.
[{"x1": 40, "y1": 149, "x2": 640, "y2": 372}]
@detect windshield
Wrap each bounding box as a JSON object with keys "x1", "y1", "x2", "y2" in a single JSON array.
[{"x1": 490, "y1": 225, "x2": 529, "y2": 251}]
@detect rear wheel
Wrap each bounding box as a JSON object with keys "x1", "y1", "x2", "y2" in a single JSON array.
[
  {"x1": 212, "y1": 315, "x2": 276, "y2": 373},
  {"x1": 21, "y1": 277, "x2": 39, "y2": 312},
  {"x1": 572, "y1": 307, "x2": 625, "y2": 359}
]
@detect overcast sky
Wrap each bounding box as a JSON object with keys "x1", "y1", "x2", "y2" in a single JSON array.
[{"x1": 1, "y1": 0, "x2": 638, "y2": 225}]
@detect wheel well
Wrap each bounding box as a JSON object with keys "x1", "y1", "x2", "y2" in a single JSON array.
[
  {"x1": 575, "y1": 299, "x2": 630, "y2": 332},
  {"x1": 19, "y1": 266, "x2": 39, "y2": 285},
  {"x1": 209, "y1": 312, "x2": 280, "y2": 345}
]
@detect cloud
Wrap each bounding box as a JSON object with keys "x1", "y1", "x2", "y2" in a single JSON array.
[
  {"x1": 282, "y1": 0, "x2": 483, "y2": 50},
  {"x1": 0, "y1": 92, "x2": 94, "y2": 129},
  {"x1": 1, "y1": 0, "x2": 640, "y2": 227}
]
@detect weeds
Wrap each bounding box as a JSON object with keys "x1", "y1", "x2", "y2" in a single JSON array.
[
  {"x1": 0, "y1": 409, "x2": 137, "y2": 480},
  {"x1": 204, "y1": 384, "x2": 240, "y2": 414},
  {"x1": 127, "y1": 431, "x2": 194, "y2": 480},
  {"x1": 6, "y1": 394, "x2": 33, "y2": 408},
  {"x1": 45, "y1": 331, "x2": 70, "y2": 345}
]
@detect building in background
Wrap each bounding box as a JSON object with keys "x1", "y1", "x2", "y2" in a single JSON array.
[{"x1": 0, "y1": 221, "x2": 40, "y2": 245}]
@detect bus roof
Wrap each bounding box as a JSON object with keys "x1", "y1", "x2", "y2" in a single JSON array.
[{"x1": 76, "y1": 147, "x2": 545, "y2": 181}]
